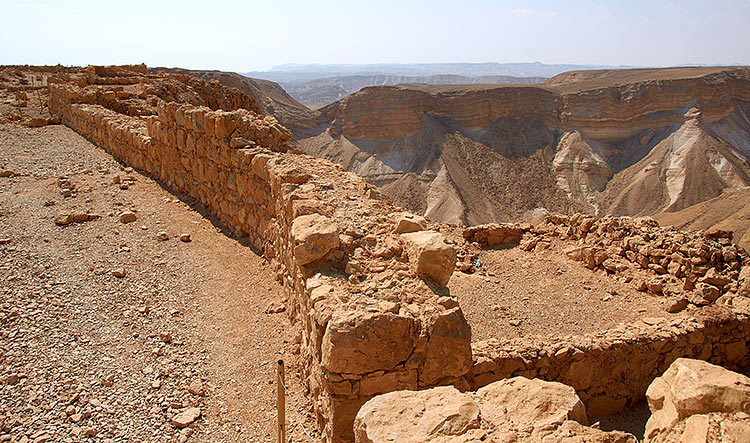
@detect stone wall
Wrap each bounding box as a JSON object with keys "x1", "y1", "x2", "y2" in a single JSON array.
[
  {"x1": 464, "y1": 215, "x2": 750, "y2": 417},
  {"x1": 48, "y1": 74, "x2": 472, "y2": 442},
  {"x1": 469, "y1": 304, "x2": 750, "y2": 417}
]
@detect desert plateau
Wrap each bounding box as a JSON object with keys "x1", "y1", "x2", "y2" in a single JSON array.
[{"x1": 2, "y1": 1, "x2": 750, "y2": 442}]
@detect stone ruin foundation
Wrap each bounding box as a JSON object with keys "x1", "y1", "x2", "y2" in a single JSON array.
[{"x1": 45, "y1": 65, "x2": 750, "y2": 442}]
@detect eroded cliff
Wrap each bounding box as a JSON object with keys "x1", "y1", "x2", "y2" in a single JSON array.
[{"x1": 290, "y1": 67, "x2": 750, "y2": 225}]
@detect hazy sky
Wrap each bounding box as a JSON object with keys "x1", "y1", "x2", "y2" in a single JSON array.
[{"x1": 1, "y1": 0, "x2": 748, "y2": 71}]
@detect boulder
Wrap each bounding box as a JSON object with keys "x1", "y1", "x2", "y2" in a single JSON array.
[
  {"x1": 291, "y1": 214, "x2": 339, "y2": 265},
  {"x1": 393, "y1": 213, "x2": 427, "y2": 234},
  {"x1": 645, "y1": 358, "x2": 750, "y2": 442},
  {"x1": 477, "y1": 377, "x2": 587, "y2": 441},
  {"x1": 354, "y1": 377, "x2": 636, "y2": 443},
  {"x1": 401, "y1": 231, "x2": 456, "y2": 286},
  {"x1": 700, "y1": 268, "x2": 731, "y2": 287},
  {"x1": 354, "y1": 386, "x2": 480, "y2": 443}
]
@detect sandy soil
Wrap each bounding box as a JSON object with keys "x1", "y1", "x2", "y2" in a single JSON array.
[
  {"x1": 0, "y1": 123, "x2": 319, "y2": 442},
  {"x1": 449, "y1": 242, "x2": 686, "y2": 342}
]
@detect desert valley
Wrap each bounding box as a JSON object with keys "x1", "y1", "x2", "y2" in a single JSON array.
[{"x1": 2, "y1": 5, "x2": 750, "y2": 440}]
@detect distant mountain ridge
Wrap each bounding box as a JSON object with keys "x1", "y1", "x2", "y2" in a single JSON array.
[
  {"x1": 242, "y1": 62, "x2": 628, "y2": 108},
  {"x1": 244, "y1": 62, "x2": 626, "y2": 83},
  {"x1": 280, "y1": 74, "x2": 546, "y2": 108}
]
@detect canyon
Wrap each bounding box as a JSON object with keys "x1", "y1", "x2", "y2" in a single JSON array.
[{"x1": 288, "y1": 67, "x2": 750, "y2": 236}]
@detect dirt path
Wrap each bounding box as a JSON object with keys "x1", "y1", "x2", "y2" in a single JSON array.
[{"x1": 0, "y1": 123, "x2": 319, "y2": 442}]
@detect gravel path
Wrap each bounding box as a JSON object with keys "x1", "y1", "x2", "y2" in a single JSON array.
[{"x1": 0, "y1": 123, "x2": 319, "y2": 442}]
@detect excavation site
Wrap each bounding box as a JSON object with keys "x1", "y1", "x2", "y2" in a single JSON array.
[{"x1": 1, "y1": 60, "x2": 749, "y2": 443}]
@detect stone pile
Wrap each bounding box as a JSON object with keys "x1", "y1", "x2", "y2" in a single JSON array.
[{"x1": 518, "y1": 214, "x2": 748, "y2": 308}]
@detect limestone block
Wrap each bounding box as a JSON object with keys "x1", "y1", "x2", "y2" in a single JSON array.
[
  {"x1": 354, "y1": 386, "x2": 480, "y2": 443},
  {"x1": 393, "y1": 213, "x2": 426, "y2": 234},
  {"x1": 477, "y1": 377, "x2": 587, "y2": 441},
  {"x1": 321, "y1": 311, "x2": 416, "y2": 374},
  {"x1": 420, "y1": 308, "x2": 472, "y2": 386},
  {"x1": 291, "y1": 214, "x2": 339, "y2": 265},
  {"x1": 400, "y1": 231, "x2": 457, "y2": 286},
  {"x1": 213, "y1": 111, "x2": 239, "y2": 140},
  {"x1": 645, "y1": 358, "x2": 750, "y2": 442}
]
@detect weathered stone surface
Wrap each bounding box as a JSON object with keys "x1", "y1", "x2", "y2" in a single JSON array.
[
  {"x1": 420, "y1": 308, "x2": 472, "y2": 385},
  {"x1": 355, "y1": 378, "x2": 635, "y2": 443},
  {"x1": 401, "y1": 230, "x2": 457, "y2": 286},
  {"x1": 119, "y1": 211, "x2": 137, "y2": 223},
  {"x1": 321, "y1": 311, "x2": 416, "y2": 374},
  {"x1": 477, "y1": 377, "x2": 587, "y2": 441},
  {"x1": 393, "y1": 213, "x2": 427, "y2": 234},
  {"x1": 170, "y1": 407, "x2": 201, "y2": 428},
  {"x1": 645, "y1": 358, "x2": 750, "y2": 442},
  {"x1": 463, "y1": 223, "x2": 529, "y2": 247},
  {"x1": 354, "y1": 386, "x2": 480, "y2": 443},
  {"x1": 291, "y1": 214, "x2": 339, "y2": 265},
  {"x1": 546, "y1": 421, "x2": 637, "y2": 443}
]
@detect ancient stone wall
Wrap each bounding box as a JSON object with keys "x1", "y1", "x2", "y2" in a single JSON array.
[
  {"x1": 469, "y1": 306, "x2": 750, "y2": 416},
  {"x1": 48, "y1": 76, "x2": 472, "y2": 442},
  {"x1": 463, "y1": 216, "x2": 750, "y2": 417}
]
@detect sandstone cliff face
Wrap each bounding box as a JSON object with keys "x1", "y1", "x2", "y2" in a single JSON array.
[{"x1": 290, "y1": 67, "x2": 750, "y2": 225}]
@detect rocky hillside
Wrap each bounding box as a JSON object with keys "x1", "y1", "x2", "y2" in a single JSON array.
[
  {"x1": 148, "y1": 67, "x2": 316, "y2": 127},
  {"x1": 655, "y1": 186, "x2": 750, "y2": 251},
  {"x1": 290, "y1": 67, "x2": 750, "y2": 226}
]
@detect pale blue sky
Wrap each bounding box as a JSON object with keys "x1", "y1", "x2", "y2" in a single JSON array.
[{"x1": 1, "y1": 0, "x2": 748, "y2": 71}]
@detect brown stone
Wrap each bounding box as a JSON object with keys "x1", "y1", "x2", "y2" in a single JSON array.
[
  {"x1": 54, "y1": 212, "x2": 74, "y2": 226},
  {"x1": 354, "y1": 386, "x2": 480, "y2": 443},
  {"x1": 119, "y1": 211, "x2": 137, "y2": 223},
  {"x1": 321, "y1": 311, "x2": 416, "y2": 374},
  {"x1": 393, "y1": 213, "x2": 426, "y2": 233},
  {"x1": 645, "y1": 358, "x2": 750, "y2": 442},
  {"x1": 170, "y1": 407, "x2": 201, "y2": 428},
  {"x1": 291, "y1": 214, "x2": 339, "y2": 265},
  {"x1": 400, "y1": 230, "x2": 457, "y2": 286}
]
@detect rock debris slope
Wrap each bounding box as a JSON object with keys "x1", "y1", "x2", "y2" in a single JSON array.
[{"x1": 289, "y1": 67, "x2": 750, "y2": 226}]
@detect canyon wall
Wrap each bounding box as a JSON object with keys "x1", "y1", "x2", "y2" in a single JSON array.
[
  {"x1": 292, "y1": 67, "x2": 750, "y2": 225},
  {"x1": 47, "y1": 72, "x2": 473, "y2": 442}
]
